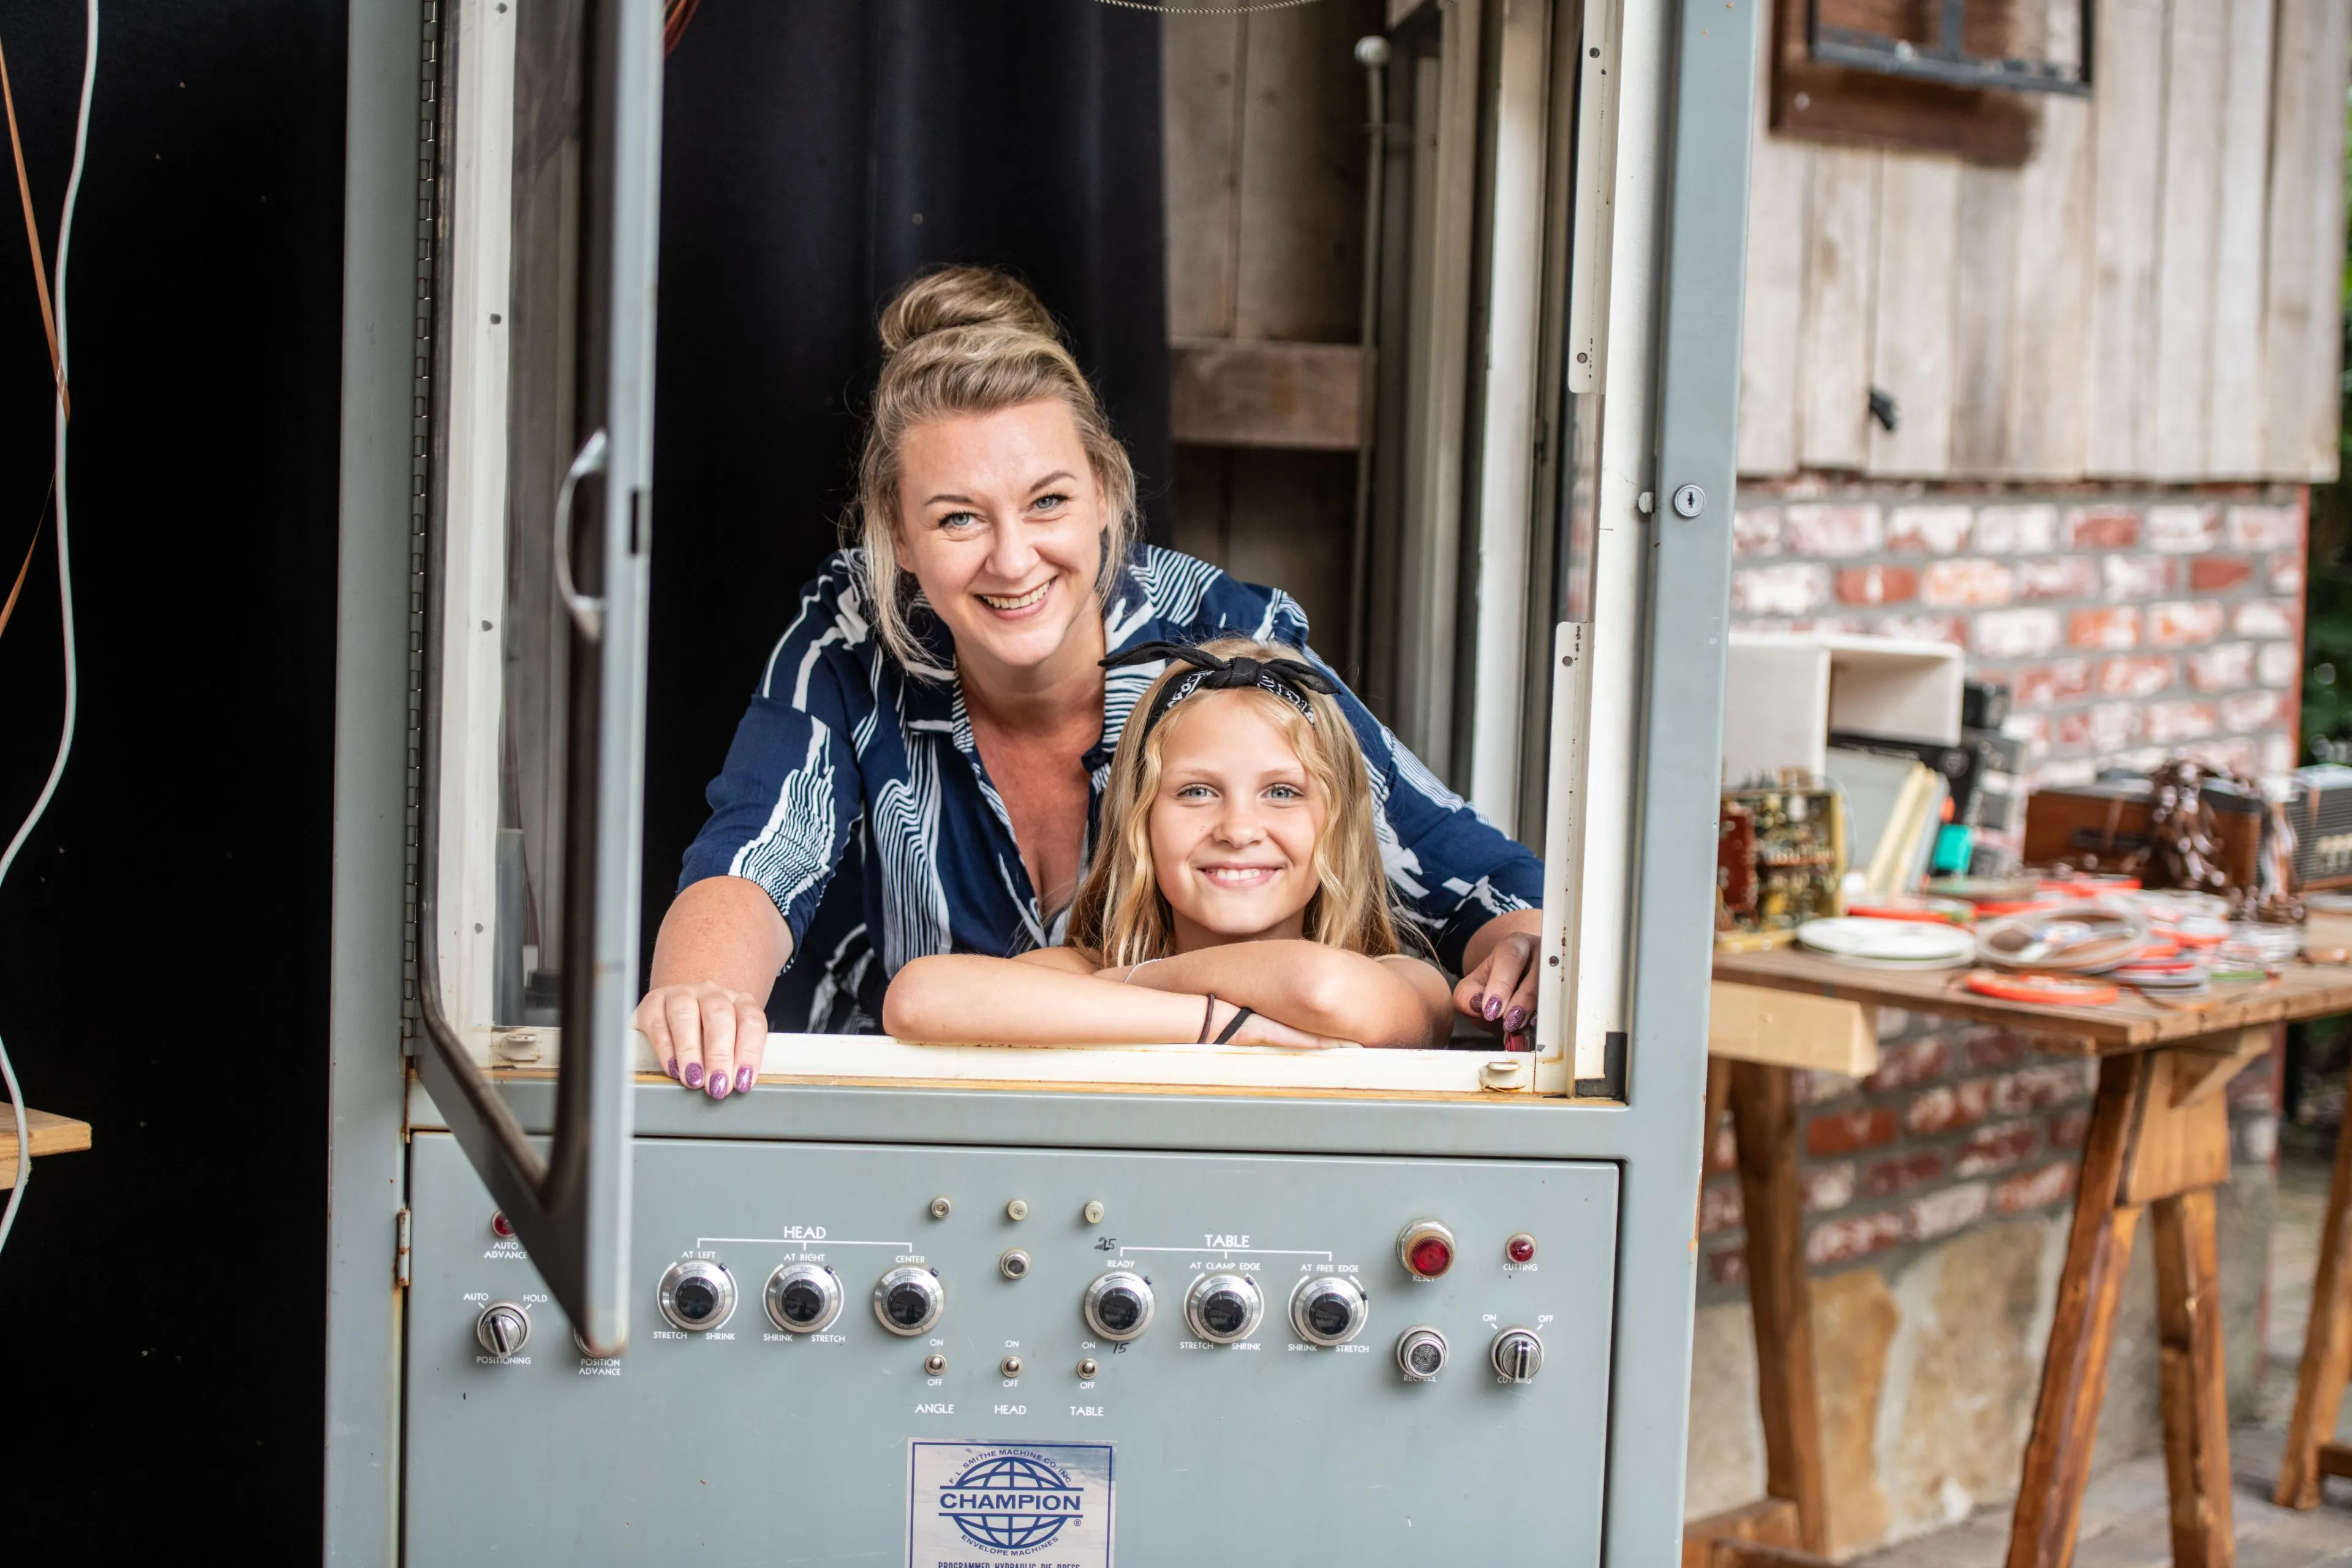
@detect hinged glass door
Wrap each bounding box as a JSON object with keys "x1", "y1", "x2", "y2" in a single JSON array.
[{"x1": 411, "y1": 0, "x2": 662, "y2": 1357}]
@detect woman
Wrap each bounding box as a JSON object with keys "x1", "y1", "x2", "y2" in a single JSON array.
[{"x1": 638, "y1": 266, "x2": 1544, "y2": 1098}]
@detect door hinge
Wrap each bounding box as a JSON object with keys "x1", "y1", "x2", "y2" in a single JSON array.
[{"x1": 394, "y1": 1207, "x2": 413, "y2": 1290}]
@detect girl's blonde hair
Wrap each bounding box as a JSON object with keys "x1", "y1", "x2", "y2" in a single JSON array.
[
  {"x1": 852, "y1": 266, "x2": 1140, "y2": 674},
  {"x1": 1067, "y1": 637, "x2": 1403, "y2": 965}
]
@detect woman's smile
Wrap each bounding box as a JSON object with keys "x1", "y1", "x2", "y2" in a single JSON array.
[{"x1": 977, "y1": 579, "x2": 1054, "y2": 616}]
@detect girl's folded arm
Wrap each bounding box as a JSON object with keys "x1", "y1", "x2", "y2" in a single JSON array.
[
  {"x1": 881, "y1": 953, "x2": 1212, "y2": 1044},
  {"x1": 1120, "y1": 941, "x2": 1450, "y2": 1048}
]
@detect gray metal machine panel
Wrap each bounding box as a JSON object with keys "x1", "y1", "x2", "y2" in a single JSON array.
[{"x1": 405, "y1": 1131, "x2": 1619, "y2": 1564}]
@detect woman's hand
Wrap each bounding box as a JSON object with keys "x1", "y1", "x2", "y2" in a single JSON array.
[
  {"x1": 633, "y1": 982, "x2": 768, "y2": 1101},
  {"x1": 1455, "y1": 912, "x2": 1543, "y2": 1050}
]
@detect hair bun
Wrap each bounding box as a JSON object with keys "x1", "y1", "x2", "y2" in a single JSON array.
[{"x1": 877, "y1": 265, "x2": 1060, "y2": 355}]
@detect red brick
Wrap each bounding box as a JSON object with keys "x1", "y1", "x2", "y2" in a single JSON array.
[
  {"x1": 2188, "y1": 736, "x2": 2261, "y2": 774},
  {"x1": 1699, "y1": 1180, "x2": 1744, "y2": 1234},
  {"x1": 2222, "y1": 690, "x2": 2284, "y2": 732},
  {"x1": 2189, "y1": 556, "x2": 2255, "y2": 592},
  {"x1": 1965, "y1": 1030, "x2": 2034, "y2": 1070},
  {"x1": 2149, "y1": 601, "x2": 2226, "y2": 646},
  {"x1": 2259, "y1": 643, "x2": 2301, "y2": 688},
  {"x1": 1990, "y1": 1063, "x2": 2093, "y2": 1115},
  {"x1": 2228, "y1": 503, "x2": 2302, "y2": 551},
  {"x1": 1706, "y1": 1245, "x2": 1750, "y2": 1288},
  {"x1": 2144, "y1": 699, "x2": 2220, "y2": 745},
  {"x1": 1861, "y1": 1149, "x2": 1948, "y2": 1198},
  {"x1": 2226, "y1": 1065, "x2": 2275, "y2": 1111},
  {"x1": 1875, "y1": 613, "x2": 1970, "y2": 647},
  {"x1": 2187, "y1": 643, "x2": 2256, "y2": 691},
  {"x1": 1732, "y1": 564, "x2": 1831, "y2": 616},
  {"x1": 1907, "y1": 1078, "x2": 1992, "y2": 1134},
  {"x1": 2068, "y1": 507, "x2": 2141, "y2": 549},
  {"x1": 1790, "y1": 1068, "x2": 1858, "y2": 1105},
  {"x1": 1994, "y1": 1162, "x2": 2076, "y2": 1214},
  {"x1": 1888, "y1": 503, "x2": 1973, "y2": 554},
  {"x1": 1907, "y1": 1182, "x2": 1992, "y2": 1241},
  {"x1": 2263, "y1": 733, "x2": 2299, "y2": 772},
  {"x1": 1837, "y1": 565, "x2": 1919, "y2": 605},
  {"x1": 1807, "y1": 1106, "x2": 1898, "y2": 1156},
  {"x1": 1732, "y1": 508, "x2": 1783, "y2": 557},
  {"x1": 2049, "y1": 1107, "x2": 2092, "y2": 1148},
  {"x1": 1805, "y1": 1210, "x2": 1907, "y2": 1267},
  {"x1": 2054, "y1": 704, "x2": 2141, "y2": 753},
  {"x1": 2070, "y1": 607, "x2": 2141, "y2": 650},
  {"x1": 2011, "y1": 662, "x2": 2091, "y2": 708},
  {"x1": 1803, "y1": 1162, "x2": 1858, "y2": 1213},
  {"x1": 2018, "y1": 556, "x2": 2101, "y2": 600},
  {"x1": 1785, "y1": 504, "x2": 1883, "y2": 557},
  {"x1": 1974, "y1": 609, "x2": 2063, "y2": 659},
  {"x1": 1864, "y1": 1036, "x2": 1951, "y2": 1091},
  {"x1": 2010, "y1": 714, "x2": 2053, "y2": 756},
  {"x1": 1977, "y1": 505, "x2": 2059, "y2": 554},
  {"x1": 2098, "y1": 655, "x2": 2177, "y2": 698},
  {"x1": 1922, "y1": 559, "x2": 2017, "y2": 607},
  {"x1": 2270, "y1": 552, "x2": 2306, "y2": 595},
  {"x1": 2147, "y1": 505, "x2": 2222, "y2": 552},
  {"x1": 1954, "y1": 1121, "x2": 2041, "y2": 1178},
  {"x1": 2235, "y1": 599, "x2": 2297, "y2": 639},
  {"x1": 2102, "y1": 555, "x2": 2176, "y2": 600}
]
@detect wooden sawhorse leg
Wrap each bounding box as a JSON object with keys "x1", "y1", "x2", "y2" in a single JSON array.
[
  {"x1": 2008, "y1": 1031, "x2": 2267, "y2": 1568},
  {"x1": 1685, "y1": 1059, "x2": 1831, "y2": 1566},
  {"x1": 2275, "y1": 1056, "x2": 2352, "y2": 1509}
]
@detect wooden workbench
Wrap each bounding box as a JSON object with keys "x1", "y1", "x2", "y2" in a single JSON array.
[
  {"x1": 1705, "y1": 945, "x2": 2352, "y2": 1568},
  {"x1": 0, "y1": 1106, "x2": 91, "y2": 1187}
]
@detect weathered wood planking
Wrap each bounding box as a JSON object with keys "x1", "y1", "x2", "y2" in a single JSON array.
[
  {"x1": 1797, "y1": 147, "x2": 1880, "y2": 472},
  {"x1": 1739, "y1": 24, "x2": 1809, "y2": 476},
  {"x1": 1950, "y1": 163, "x2": 2022, "y2": 472},
  {"x1": 2000, "y1": 36, "x2": 2096, "y2": 480},
  {"x1": 2082, "y1": 0, "x2": 2166, "y2": 478},
  {"x1": 1232, "y1": 2, "x2": 1375, "y2": 342},
  {"x1": 1163, "y1": 17, "x2": 1246, "y2": 339},
  {"x1": 2149, "y1": 0, "x2": 2229, "y2": 481},
  {"x1": 2263, "y1": 0, "x2": 2351, "y2": 481},
  {"x1": 1866, "y1": 153, "x2": 1961, "y2": 475},
  {"x1": 2206, "y1": 0, "x2": 2278, "y2": 477},
  {"x1": 1169, "y1": 337, "x2": 1363, "y2": 450}
]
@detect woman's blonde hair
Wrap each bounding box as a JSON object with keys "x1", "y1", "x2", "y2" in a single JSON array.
[
  {"x1": 852, "y1": 266, "x2": 1139, "y2": 674},
  {"x1": 1067, "y1": 638, "x2": 1403, "y2": 966}
]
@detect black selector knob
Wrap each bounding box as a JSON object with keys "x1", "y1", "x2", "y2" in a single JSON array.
[
  {"x1": 1289, "y1": 1276, "x2": 1370, "y2": 1346},
  {"x1": 1183, "y1": 1272, "x2": 1264, "y2": 1344},
  {"x1": 1082, "y1": 1270, "x2": 1155, "y2": 1343},
  {"x1": 873, "y1": 1265, "x2": 946, "y2": 1336},
  {"x1": 657, "y1": 1260, "x2": 737, "y2": 1332},
  {"x1": 764, "y1": 1263, "x2": 844, "y2": 1334}
]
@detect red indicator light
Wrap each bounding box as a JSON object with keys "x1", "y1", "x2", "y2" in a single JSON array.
[
  {"x1": 491, "y1": 1211, "x2": 516, "y2": 1240},
  {"x1": 1507, "y1": 1234, "x2": 1537, "y2": 1264},
  {"x1": 1408, "y1": 1237, "x2": 1453, "y2": 1277}
]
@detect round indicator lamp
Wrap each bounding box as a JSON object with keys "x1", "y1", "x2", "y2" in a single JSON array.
[
  {"x1": 489, "y1": 1210, "x2": 516, "y2": 1240},
  {"x1": 1506, "y1": 1233, "x2": 1537, "y2": 1264},
  {"x1": 1397, "y1": 1220, "x2": 1455, "y2": 1280}
]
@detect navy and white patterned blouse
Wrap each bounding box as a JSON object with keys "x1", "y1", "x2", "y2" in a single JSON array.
[{"x1": 678, "y1": 544, "x2": 1544, "y2": 1031}]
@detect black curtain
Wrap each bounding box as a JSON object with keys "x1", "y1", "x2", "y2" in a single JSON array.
[{"x1": 646, "y1": 0, "x2": 1170, "y2": 1020}]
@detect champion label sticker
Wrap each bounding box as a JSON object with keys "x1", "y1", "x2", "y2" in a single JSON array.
[{"x1": 907, "y1": 1441, "x2": 1114, "y2": 1567}]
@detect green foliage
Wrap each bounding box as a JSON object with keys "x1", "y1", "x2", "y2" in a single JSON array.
[{"x1": 2302, "y1": 89, "x2": 2352, "y2": 764}]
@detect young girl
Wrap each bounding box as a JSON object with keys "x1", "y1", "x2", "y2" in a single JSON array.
[{"x1": 881, "y1": 638, "x2": 1458, "y2": 1049}]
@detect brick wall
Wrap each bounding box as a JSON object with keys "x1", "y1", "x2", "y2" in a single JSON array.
[{"x1": 1728, "y1": 482, "x2": 2309, "y2": 792}]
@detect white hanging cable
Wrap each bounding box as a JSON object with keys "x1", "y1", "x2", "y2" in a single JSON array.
[{"x1": 0, "y1": 0, "x2": 97, "y2": 1259}]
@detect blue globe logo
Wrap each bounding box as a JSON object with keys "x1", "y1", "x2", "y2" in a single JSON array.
[{"x1": 938, "y1": 1450, "x2": 1086, "y2": 1553}]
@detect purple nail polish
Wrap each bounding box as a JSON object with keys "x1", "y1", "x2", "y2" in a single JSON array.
[
  {"x1": 663, "y1": 1057, "x2": 679, "y2": 1080},
  {"x1": 1482, "y1": 995, "x2": 1503, "y2": 1022},
  {"x1": 682, "y1": 1061, "x2": 704, "y2": 1089},
  {"x1": 1505, "y1": 1006, "x2": 1528, "y2": 1033},
  {"x1": 709, "y1": 1072, "x2": 731, "y2": 1101},
  {"x1": 735, "y1": 1066, "x2": 754, "y2": 1093}
]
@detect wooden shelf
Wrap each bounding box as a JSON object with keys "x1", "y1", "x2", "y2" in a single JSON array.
[{"x1": 0, "y1": 1107, "x2": 91, "y2": 1187}]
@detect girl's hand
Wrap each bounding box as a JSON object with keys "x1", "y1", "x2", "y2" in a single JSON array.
[
  {"x1": 1455, "y1": 929, "x2": 1539, "y2": 1050},
  {"x1": 1213, "y1": 1000, "x2": 1350, "y2": 1050},
  {"x1": 633, "y1": 982, "x2": 768, "y2": 1101}
]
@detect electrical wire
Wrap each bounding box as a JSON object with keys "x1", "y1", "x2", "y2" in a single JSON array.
[{"x1": 0, "y1": 0, "x2": 97, "y2": 1261}]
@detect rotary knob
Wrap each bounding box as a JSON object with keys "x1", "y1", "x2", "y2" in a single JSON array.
[
  {"x1": 475, "y1": 1300, "x2": 530, "y2": 1358},
  {"x1": 1395, "y1": 1325, "x2": 1448, "y2": 1381},
  {"x1": 656, "y1": 1260, "x2": 737, "y2": 1332},
  {"x1": 1289, "y1": 1275, "x2": 1370, "y2": 1346},
  {"x1": 1490, "y1": 1325, "x2": 1545, "y2": 1383},
  {"x1": 1183, "y1": 1272, "x2": 1263, "y2": 1344},
  {"x1": 873, "y1": 1265, "x2": 946, "y2": 1336},
  {"x1": 1081, "y1": 1270, "x2": 1155, "y2": 1343},
  {"x1": 764, "y1": 1263, "x2": 844, "y2": 1334}
]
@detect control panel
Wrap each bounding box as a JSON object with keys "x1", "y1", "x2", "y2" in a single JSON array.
[{"x1": 405, "y1": 1134, "x2": 1619, "y2": 1563}]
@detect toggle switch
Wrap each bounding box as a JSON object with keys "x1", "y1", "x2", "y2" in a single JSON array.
[
  {"x1": 1490, "y1": 1325, "x2": 1545, "y2": 1383},
  {"x1": 475, "y1": 1300, "x2": 530, "y2": 1358}
]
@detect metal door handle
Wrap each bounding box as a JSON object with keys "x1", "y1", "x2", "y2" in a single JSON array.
[{"x1": 554, "y1": 428, "x2": 608, "y2": 642}]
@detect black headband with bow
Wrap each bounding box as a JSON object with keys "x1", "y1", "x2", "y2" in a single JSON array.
[{"x1": 1101, "y1": 640, "x2": 1338, "y2": 742}]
